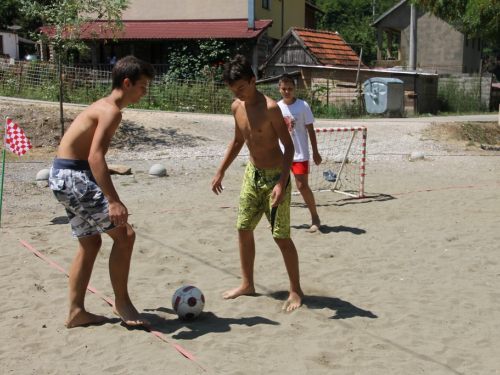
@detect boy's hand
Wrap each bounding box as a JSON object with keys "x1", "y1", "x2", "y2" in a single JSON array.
[
  {"x1": 109, "y1": 201, "x2": 128, "y2": 227},
  {"x1": 313, "y1": 152, "x2": 322, "y2": 166},
  {"x1": 271, "y1": 183, "x2": 285, "y2": 207},
  {"x1": 212, "y1": 171, "x2": 225, "y2": 195}
]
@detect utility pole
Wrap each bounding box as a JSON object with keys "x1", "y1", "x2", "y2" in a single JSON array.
[{"x1": 409, "y1": 4, "x2": 417, "y2": 70}]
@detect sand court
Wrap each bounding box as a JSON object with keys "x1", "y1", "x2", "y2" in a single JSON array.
[{"x1": 1, "y1": 101, "x2": 499, "y2": 374}]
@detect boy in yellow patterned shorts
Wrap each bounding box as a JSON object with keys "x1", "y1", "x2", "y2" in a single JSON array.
[
  {"x1": 237, "y1": 163, "x2": 291, "y2": 239},
  {"x1": 212, "y1": 55, "x2": 303, "y2": 312}
]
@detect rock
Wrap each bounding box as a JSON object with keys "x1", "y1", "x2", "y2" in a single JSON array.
[
  {"x1": 410, "y1": 151, "x2": 425, "y2": 160},
  {"x1": 108, "y1": 164, "x2": 132, "y2": 175},
  {"x1": 334, "y1": 154, "x2": 348, "y2": 163},
  {"x1": 36, "y1": 181, "x2": 49, "y2": 188},
  {"x1": 36, "y1": 169, "x2": 50, "y2": 181},
  {"x1": 149, "y1": 164, "x2": 167, "y2": 177}
]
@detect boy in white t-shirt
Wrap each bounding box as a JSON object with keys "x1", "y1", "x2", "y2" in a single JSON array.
[{"x1": 278, "y1": 74, "x2": 322, "y2": 231}]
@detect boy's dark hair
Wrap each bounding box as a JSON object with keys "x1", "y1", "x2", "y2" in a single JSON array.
[
  {"x1": 279, "y1": 73, "x2": 296, "y2": 86},
  {"x1": 112, "y1": 56, "x2": 155, "y2": 89},
  {"x1": 223, "y1": 55, "x2": 255, "y2": 84}
]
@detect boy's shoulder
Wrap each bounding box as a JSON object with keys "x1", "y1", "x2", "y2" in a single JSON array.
[
  {"x1": 278, "y1": 98, "x2": 306, "y2": 108},
  {"x1": 93, "y1": 96, "x2": 121, "y2": 112},
  {"x1": 263, "y1": 94, "x2": 280, "y2": 109},
  {"x1": 84, "y1": 97, "x2": 122, "y2": 122}
]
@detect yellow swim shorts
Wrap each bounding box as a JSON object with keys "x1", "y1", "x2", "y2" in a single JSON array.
[{"x1": 237, "y1": 162, "x2": 291, "y2": 239}]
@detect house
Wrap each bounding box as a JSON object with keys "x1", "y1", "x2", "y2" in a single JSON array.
[
  {"x1": 371, "y1": 0, "x2": 482, "y2": 75},
  {"x1": 0, "y1": 29, "x2": 36, "y2": 60},
  {"x1": 38, "y1": 0, "x2": 324, "y2": 73},
  {"x1": 119, "y1": 0, "x2": 323, "y2": 44},
  {"x1": 258, "y1": 27, "x2": 439, "y2": 115},
  {"x1": 0, "y1": 30, "x2": 19, "y2": 59},
  {"x1": 258, "y1": 27, "x2": 366, "y2": 89}
]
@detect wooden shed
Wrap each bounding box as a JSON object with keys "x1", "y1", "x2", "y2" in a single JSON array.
[
  {"x1": 259, "y1": 27, "x2": 365, "y2": 87},
  {"x1": 258, "y1": 27, "x2": 439, "y2": 115}
]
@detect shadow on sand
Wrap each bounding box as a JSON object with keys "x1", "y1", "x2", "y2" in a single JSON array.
[
  {"x1": 268, "y1": 291, "x2": 377, "y2": 320},
  {"x1": 141, "y1": 306, "x2": 279, "y2": 340}
]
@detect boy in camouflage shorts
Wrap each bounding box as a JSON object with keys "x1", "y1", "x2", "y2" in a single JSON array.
[{"x1": 49, "y1": 56, "x2": 155, "y2": 328}]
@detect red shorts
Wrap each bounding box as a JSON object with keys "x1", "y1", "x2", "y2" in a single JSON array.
[{"x1": 291, "y1": 160, "x2": 309, "y2": 175}]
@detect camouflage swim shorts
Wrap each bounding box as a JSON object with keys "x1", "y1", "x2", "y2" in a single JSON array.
[
  {"x1": 237, "y1": 162, "x2": 291, "y2": 239},
  {"x1": 49, "y1": 158, "x2": 116, "y2": 238}
]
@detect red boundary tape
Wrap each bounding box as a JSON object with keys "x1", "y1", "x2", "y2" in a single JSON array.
[{"x1": 16, "y1": 238, "x2": 207, "y2": 371}]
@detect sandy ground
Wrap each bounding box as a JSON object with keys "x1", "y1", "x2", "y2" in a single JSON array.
[{"x1": 1, "y1": 99, "x2": 500, "y2": 374}]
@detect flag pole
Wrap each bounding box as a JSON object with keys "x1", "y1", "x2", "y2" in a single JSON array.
[
  {"x1": 0, "y1": 148, "x2": 5, "y2": 228},
  {"x1": 2, "y1": 117, "x2": 7, "y2": 229}
]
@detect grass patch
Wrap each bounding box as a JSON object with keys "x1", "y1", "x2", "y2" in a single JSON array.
[
  {"x1": 423, "y1": 121, "x2": 500, "y2": 147},
  {"x1": 458, "y1": 122, "x2": 500, "y2": 145}
]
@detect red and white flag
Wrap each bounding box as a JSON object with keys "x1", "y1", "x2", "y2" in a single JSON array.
[{"x1": 5, "y1": 117, "x2": 33, "y2": 156}]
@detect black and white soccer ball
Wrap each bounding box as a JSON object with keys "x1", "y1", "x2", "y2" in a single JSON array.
[{"x1": 172, "y1": 285, "x2": 205, "y2": 319}]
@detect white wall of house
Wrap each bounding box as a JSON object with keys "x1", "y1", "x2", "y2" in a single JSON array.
[
  {"x1": 122, "y1": 0, "x2": 247, "y2": 20},
  {"x1": 0, "y1": 31, "x2": 19, "y2": 59}
]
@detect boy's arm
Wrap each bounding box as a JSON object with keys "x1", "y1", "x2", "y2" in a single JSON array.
[
  {"x1": 270, "y1": 103, "x2": 294, "y2": 207},
  {"x1": 306, "y1": 124, "x2": 322, "y2": 166},
  {"x1": 212, "y1": 115, "x2": 245, "y2": 195},
  {"x1": 87, "y1": 109, "x2": 127, "y2": 226}
]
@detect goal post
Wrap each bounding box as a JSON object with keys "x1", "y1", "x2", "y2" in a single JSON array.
[{"x1": 299, "y1": 126, "x2": 367, "y2": 198}]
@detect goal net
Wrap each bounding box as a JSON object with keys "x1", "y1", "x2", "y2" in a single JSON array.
[{"x1": 296, "y1": 127, "x2": 367, "y2": 198}]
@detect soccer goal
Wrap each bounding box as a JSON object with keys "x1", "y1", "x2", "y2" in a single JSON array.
[{"x1": 301, "y1": 126, "x2": 367, "y2": 198}]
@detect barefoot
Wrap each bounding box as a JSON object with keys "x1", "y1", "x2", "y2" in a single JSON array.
[
  {"x1": 282, "y1": 291, "x2": 304, "y2": 312},
  {"x1": 267, "y1": 224, "x2": 272, "y2": 230},
  {"x1": 113, "y1": 301, "x2": 150, "y2": 327},
  {"x1": 66, "y1": 308, "x2": 108, "y2": 328},
  {"x1": 222, "y1": 285, "x2": 255, "y2": 300},
  {"x1": 309, "y1": 220, "x2": 321, "y2": 232}
]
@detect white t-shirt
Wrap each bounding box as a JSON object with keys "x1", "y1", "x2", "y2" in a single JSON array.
[{"x1": 278, "y1": 98, "x2": 315, "y2": 162}]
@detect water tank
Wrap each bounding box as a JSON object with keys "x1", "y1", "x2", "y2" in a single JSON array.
[{"x1": 363, "y1": 77, "x2": 404, "y2": 116}]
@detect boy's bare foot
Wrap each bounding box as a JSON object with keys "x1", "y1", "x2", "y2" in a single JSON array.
[
  {"x1": 113, "y1": 301, "x2": 150, "y2": 326},
  {"x1": 66, "y1": 308, "x2": 108, "y2": 328},
  {"x1": 222, "y1": 285, "x2": 255, "y2": 299},
  {"x1": 282, "y1": 291, "x2": 304, "y2": 312},
  {"x1": 309, "y1": 220, "x2": 321, "y2": 232}
]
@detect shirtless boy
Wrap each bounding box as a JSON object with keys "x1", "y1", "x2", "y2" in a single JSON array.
[
  {"x1": 211, "y1": 55, "x2": 304, "y2": 312},
  {"x1": 49, "y1": 56, "x2": 155, "y2": 328}
]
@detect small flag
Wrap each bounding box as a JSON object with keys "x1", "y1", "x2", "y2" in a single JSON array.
[{"x1": 5, "y1": 117, "x2": 33, "y2": 156}]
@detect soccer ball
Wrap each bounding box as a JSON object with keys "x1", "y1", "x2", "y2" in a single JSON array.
[{"x1": 172, "y1": 285, "x2": 205, "y2": 319}]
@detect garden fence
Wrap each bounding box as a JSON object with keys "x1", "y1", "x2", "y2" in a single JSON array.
[{"x1": 0, "y1": 58, "x2": 493, "y2": 117}]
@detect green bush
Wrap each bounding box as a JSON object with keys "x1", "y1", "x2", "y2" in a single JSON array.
[{"x1": 438, "y1": 76, "x2": 487, "y2": 113}]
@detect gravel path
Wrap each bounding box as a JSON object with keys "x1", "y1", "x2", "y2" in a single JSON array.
[{"x1": 1, "y1": 98, "x2": 499, "y2": 191}]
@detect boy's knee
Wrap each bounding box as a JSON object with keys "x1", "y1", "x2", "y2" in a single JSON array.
[
  {"x1": 273, "y1": 237, "x2": 292, "y2": 247},
  {"x1": 113, "y1": 226, "x2": 136, "y2": 248},
  {"x1": 126, "y1": 227, "x2": 136, "y2": 244},
  {"x1": 296, "y1": 181, "x2": 310, "y2": 192},
  {"x1": 79, "y1": 234, "x2": 102, "y2": 249}
]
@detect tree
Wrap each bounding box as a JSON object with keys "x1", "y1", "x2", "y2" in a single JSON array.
[
  {"x1": 313, "y1": 0, "x2": 401, "y2": 66},
  {"x1": 19, "y1": 0, "x2": 130, "y2": 138},
  {"x1": 409, "y1": 0, "x2": 500, "y2": 44},
  {"x1": 165, "y1": 39, "x2": 253, "y2": 81},
  {"x1": 0, "y1": 0, "x2": 22, "y2": 30},
  {"x1": 0, "y1": 0, "x2": 53, "y2": 41}
]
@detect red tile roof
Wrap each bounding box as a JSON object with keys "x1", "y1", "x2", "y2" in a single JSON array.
[
  {"x1": 40, "y1": 19, "x2": 272, "y2": 40},
  {"x1": 294, "y1": 28, "x2": 366, "y2": 68}
]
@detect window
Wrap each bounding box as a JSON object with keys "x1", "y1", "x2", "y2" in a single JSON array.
[
  {"x1": 0, "y1": 36, "x2": 3, "y2": 54},
  {"x1": 262, "y1": 0, "x2": 270, "y2": 10}
]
